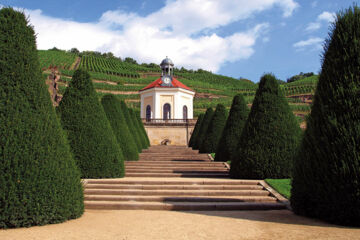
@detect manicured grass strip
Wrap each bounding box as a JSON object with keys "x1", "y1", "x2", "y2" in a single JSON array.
[{"x1": 265, "y1": 179, "x2": 291, "y2": 199}]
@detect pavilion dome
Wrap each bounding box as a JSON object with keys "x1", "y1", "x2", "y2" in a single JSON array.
[{"x1": 160, "y1": 57, "x2": 174, "y2": 67}]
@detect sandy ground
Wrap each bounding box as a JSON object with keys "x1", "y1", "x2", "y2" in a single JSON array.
[{"x1": 1, "y1": 210, "x2": 359, "y2": 240}]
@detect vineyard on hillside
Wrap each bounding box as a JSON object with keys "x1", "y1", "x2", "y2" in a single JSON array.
[
  {"x1": 38, "y1": 49, "x2": 318, "y2": 118},
  {"x1": 38, "y1": 50, "x2": 77, "y2": 70}
]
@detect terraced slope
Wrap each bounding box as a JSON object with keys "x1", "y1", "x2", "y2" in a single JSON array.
[
  {"x1": 83, "y1": 146, "x2": 287, "y2": 210},
  {"x1": 38, "y1": 49, "x2": 317, "y2": 117}
]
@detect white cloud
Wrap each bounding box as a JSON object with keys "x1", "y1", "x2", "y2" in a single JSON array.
[
  {"x1": 18, "y1": 0, "x2": 299, "y2": 72},
  {"x1": 293, "y1": 37, "x2": 323, "y2": 51},
  {"x1": 305, "y1": 11, "x2": 335, "y2": 32},
  {"x1": 317, "y1": 11, "x2": 335, "y2": 23},
  {"x1": 305, "y1": 22, "x2": 321, "y2": 31}
]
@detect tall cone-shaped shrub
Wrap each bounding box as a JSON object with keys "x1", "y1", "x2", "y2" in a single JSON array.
[
  {"x1": 291, "y1": 6, "x2": 360, "y2": 226},
  {"x1": 101, "y1": 95, "x2": 139, "y2": 161},
  {"x1": 57, "y1": 70, "x2": 124, "y2": 178},
  {"x1": 193, "y1": 108, "x2": 214, "y2": 150},
  {"x1": 129, "y1": 108, "x2": 147, "y2": 149},
  {"x1": 134, "y1": 111, "x2": 150, "y2": 147},
  {"x1": 215, "y1": 94, "x2": 249, "y2": 162},
  {"x1": 0, "y1": 8, "x2": 83, "y2": 228},
  {"x1": 189, "y1": 114, "x2": 204, "y2": 148},
  {"x1": 120, "y1": 101, "x2": 142, "y2": 152},
  {"x1": 230, "y1": 74, "x2": 301, "y2": 179},
  {"x1": 200, "y1": 104, "x2": 227, "y2": 153}
]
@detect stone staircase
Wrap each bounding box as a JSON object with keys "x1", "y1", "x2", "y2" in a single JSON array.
[{"x1": 84, "y1": 146, "x2": 287, "y2": 210}]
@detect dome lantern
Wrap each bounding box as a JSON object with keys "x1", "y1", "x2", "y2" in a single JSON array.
[{"x1": 160, "y1": 56, "x2": 174, "y2": 76}]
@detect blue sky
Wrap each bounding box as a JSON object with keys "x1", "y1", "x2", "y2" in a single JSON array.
[{"x1": 1, "y1": 0, "x2": 356, "y2": 82}]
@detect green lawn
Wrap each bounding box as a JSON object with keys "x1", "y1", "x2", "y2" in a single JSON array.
[{"x1": 265, "y1": 179, "x2": 291, "y2": 199}]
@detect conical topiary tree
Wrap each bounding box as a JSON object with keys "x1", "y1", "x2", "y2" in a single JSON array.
[
  {"x1": 291, "y1": 6, "x2": 360, "y2": 226},
  {"x1": 101, "y1": 95, "x2": 139, "y2": 161},
  {"x1": 0, "y1": 8, "x2": 83, "y2": 228},
  {"x1": 120, "y1": 101, "x2": 142, "y2": 152},
  {"x1": 129, "y1": 108, "x2": 147, "y2": 149},
  {"x1": 57, "y1": 70, "x2": 124, "y2": 178},
  {"x1": 193, "y1": 108, "x2": 214, "y2": 150},
  {"x1": 215, "y1": 94, "x2": 249, "y2": 162},
  {"x1": 230, "y1": 74, "x2": 301, "y2": 179},
  {"x1": 189, "y1": 114, "x2": 204, "y2": 148},
  {"x1": 134, "y1": 110, "x2": 150, "y2": 147},
  {"x1": 200, "y1": 104, "x2": 228, "y2": 153}
]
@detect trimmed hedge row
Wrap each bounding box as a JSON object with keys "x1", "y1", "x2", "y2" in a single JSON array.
[
  {"x1": 230, "y1": 74, "x2": 301, "y2": 179},
  {"x1": 57, "y1": 69, "x2": 125, "y2": 178},
  {"x1": 189, "y1": 114, "x2": 204, "y2": 148},
  {"x1": 101, "y1": 95, "x2": 139, "y2": 161},
  {"x1": 215, "y1": 94, "x2": 249, "y2": 162},
  {"x1": 199, "y1": 104, "x2": 227, "y2": 154},
  {"x1": 192, "y1": 107, "x2": 214, "y2": 150}
]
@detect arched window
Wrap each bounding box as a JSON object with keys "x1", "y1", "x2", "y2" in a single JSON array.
[
  {"x1": 183, "y1": 105, "x2": 188, "y2": 119},
  {"x1": 163, "y1": 103, "x2": 171, "y2": 120},
  {"x1": 146, "y1": 105, "x2": 151, "y2": 121}
]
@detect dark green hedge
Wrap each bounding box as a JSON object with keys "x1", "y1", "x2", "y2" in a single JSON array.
[
  {"x1": 0, "y1": 8, "x2": 83, "y2": 228},
  {"x1": 120, "y1": 101, "x2": 142, "y2": 152},
  {"x1": 57, "y1": 70, "x2": 125, "y2": 178},
  {"x1": 193, "y1": 108, "x2": 214, "y2": 150},
  {"x1": 189, "y1": 114, "x2": 204, "y2": 148},
  {"x1": 291, "y1": 6, "x2": 360, "y2": 226},
  {"x1": 215, "y1": 94, "x2": 249, "y2": 162},
  {"x1": 101, "y1": 95, "x2": 139, "y2": 161},
  {"x1": 200, "y1": 104, "x2": 227, "y2": 153},
  {"x1": 135, "y1": 111, "x2": 150, "y2": 147},
  {"x1": 129, "y1": 108, "x2": 147, "y2": 149},
  {"x1": 230, "y1": 74, "x2": 301, "y2": 179}
]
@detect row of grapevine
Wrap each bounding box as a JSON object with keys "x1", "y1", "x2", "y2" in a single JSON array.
[
  {"x1": 79, "y1": 55, "x2": 140, "y2": 78},
  {"x1": 281, "y1": 85, "x2": 316, "y2": 96},
  {"x1": 38, "y1": 50, "x2": 77, "y2": 70}
]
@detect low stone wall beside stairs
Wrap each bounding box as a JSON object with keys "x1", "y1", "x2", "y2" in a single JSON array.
[{"x1": 143, "y1": 120, "x2": 196, "y2": 146}]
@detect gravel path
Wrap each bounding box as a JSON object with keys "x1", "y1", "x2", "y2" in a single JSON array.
[{"x1": 1, "y1": 210, "x2": 359, "y2": 240}]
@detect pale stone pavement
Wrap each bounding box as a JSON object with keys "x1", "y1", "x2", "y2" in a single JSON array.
[{"x1": 1, "y1": 209, "x2": 359, "y2": 240}]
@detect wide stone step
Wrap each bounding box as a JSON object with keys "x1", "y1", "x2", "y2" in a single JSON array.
[
  {"x1": 125, "y1": 169, "x2": 228, "y2": 174},
  {"x1": 84, "y1": 189, "x2": 269, "y2": 196},
  {"x1": 84, "y1": 201, "x2": 286, "y2": 210},
  {"x1": 84, "y1": 195, "x2": 276, "y2": 202},
  {"x1": 125, "y1": 167, "x2": 228, "y2": 171},
  {"x1": 85, "y1": 184, "x2": 262, "y2": 190},
  {"x1": 85, "y1": 179, "x2": 259, "y2": 185},
  {"x1": 125, "y1": 172, "x2": 229, "y2": 178},
  {"x1": 138, "y1": 157, "x2": 210, "y2": 161},
  {"x1": 125, "y1": 162, "x2": 224, "y2": 166},
  {"x1": 140, "y1": 152, "x2": 202, "y2": 155}
]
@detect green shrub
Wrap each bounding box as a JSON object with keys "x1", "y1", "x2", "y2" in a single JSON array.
[
  {"x1": 215, "y1": 94, "x2": 249, "y2": 162},
  {"x1": 193, "y1": 108, "x2": 214, "y2": 150},
  {"x1": 200, "y1": 104, "x2": 227, "y2": 153},
  {"x1": 57, "y1": 69, "x2": 125, "y2": 178},
  {"x1": 291, "y1": 6, "x2": 360, "y2": 226},
  {"x1": 0, "y1": 8, "x2": 83, "y2": 228},
  {"x1": 189, "y1": 114, "x2": 204, "y2": 148},
  {"x1": 120, "y1": 101, "x2": 143, "y2": 152},
  {"x1": 230, "y1": 74, "x2": 301, "y2": 179},
  {"x1": 101, "y1": 95, "x2": 139, "y2": 161},
  {"x1": 135, "y1": 112, "x2": 150, "y2": 147},
  {"x1": 129, "y1": 108, "x2": 147, "y2": 149}
]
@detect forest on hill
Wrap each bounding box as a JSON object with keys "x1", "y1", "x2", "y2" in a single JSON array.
[{"x1": 39, "y1": 48, "x2": 316, "y2": 119}]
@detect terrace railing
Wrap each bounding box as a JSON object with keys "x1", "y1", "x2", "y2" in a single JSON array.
[{"x1": 142, "y1": 118, "x2": 197, "y2": 125}]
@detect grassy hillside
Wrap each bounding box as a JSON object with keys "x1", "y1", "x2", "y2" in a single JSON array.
[{"x1": 39, "y1": 49, "x2": 317, "y2": 118}]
